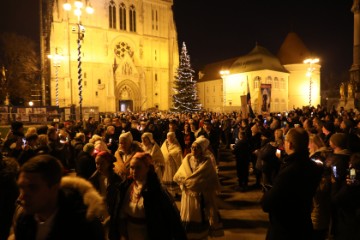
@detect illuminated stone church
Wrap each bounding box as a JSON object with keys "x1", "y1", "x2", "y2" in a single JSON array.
[
  {"x1": 197, "y1": 32, "x2": 321, "y2": 114},
  {"x1": 43, "y1": 0, "x2": 179, "y2": 113}
]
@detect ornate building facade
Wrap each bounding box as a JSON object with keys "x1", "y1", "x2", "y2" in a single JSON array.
[
  {"x1": 197, "y1": 32, "x2": 321, "y2": 114},
  {"x1": 44, "y1": 0, "x2": 179, "y2": 113}
]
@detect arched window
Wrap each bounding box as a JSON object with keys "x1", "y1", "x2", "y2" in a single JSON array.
[
  {"x1": 254, "y1": 76, "x2": 260, "y2": 89},
  {"x1": 119, "y1": 3, "x2": 126, "y2": 30},
  {"x1": 280, "y1": 78, "x2": 285, "y2": 89},
  {"x1": 274, "y1": 98, "x2": 279, "y2": 112},
  {"x1": 129, "y1": 5, "x2": 136, "y2": 32},
  {"x1": 109, "y1": 1, "x2": 116, "y2": 29},
  {"x1": 266, "y1": 76, "x2": 272, "y2": 85},
  {"x1": 281, "y1": 99, "x2": 286, "y2": 111},
  {"x1": 274, "y1": 77, "x2": 279, "y2": 89}
]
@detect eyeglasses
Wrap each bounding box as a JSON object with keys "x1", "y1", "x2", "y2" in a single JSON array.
[{"x1": 191, "y1": 145, "x2": 200, "y2": 150}]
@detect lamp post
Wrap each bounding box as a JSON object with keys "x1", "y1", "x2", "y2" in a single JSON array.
[
  {"x1": 63, "y1": 0, "x2": 94, "y2": 122},
  {"x1": 303, "y1": 58, "x2": 319, "y2": 107},
  {"x1": 48, "y1": 49, "x2": 63, "y2": 106}
]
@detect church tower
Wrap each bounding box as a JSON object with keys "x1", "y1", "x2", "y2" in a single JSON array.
[
  {"x1": 351, "y1": 0, "x2": 360, "y2": 83},
  {"x1": 45, "y1": 0, "x2": 179, "y2": 116}
]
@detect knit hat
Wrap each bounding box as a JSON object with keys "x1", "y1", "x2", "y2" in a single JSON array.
[
  {"x1": 119, "y1": 131, "x2": 133, "y2": 143},
  {"x1": 142, "y1": 132, "x2": 154, "y2": 143},
  {"x1": 330, "y1": 133, "x2": 348, "y2": 149},
  {"x1": 194, "y1": 136, "x2": 210, "y2": 153}
]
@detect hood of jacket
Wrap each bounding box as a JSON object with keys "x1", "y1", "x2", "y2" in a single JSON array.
[{"x1": 60, "y1": 176, "x2": 106, "y2": 220}]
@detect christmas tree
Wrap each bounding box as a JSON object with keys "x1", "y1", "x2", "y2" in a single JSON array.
[{"x1": 171, "y1": 42, "x2": 202, "y2": 113}]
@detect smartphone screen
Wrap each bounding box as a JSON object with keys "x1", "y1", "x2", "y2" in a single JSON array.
[
  {"x1": 332, "y1": 166, "x2": 338, "y2": 178},
  {"x1": 350, "y1": 168, "x2": 356, "y2": 182},
  {"x1": 22, "y1": 138, "x2": 26, "y2": 146},
  {"x1": 276, "y1": 149, "x2": 281, "y2": 155}
]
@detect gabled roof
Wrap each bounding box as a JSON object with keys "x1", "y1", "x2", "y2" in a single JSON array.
[
  {"x1": 277, "y1": 32, "x2": 311, "y2": 65},
  {"x1": 230, "y1": 44, "x2": 289, "y2": 73},
  {"x1": 198, "y1": 57, "x2": 238, "y2": 82}
]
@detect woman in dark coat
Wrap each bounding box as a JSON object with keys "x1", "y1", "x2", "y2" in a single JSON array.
[
  {"x1": 109, "y1": 152, "x2": 186, "y2": 240},
  {"x1": 232, "y1": 131, "x2": 251, "y2": 191}
]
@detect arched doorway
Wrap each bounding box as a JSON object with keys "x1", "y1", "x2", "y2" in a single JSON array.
[
  {"x1": 115, "y1": 79, "x2": 141, "y2": 112},
  {"x1": 119, "y1": 100, "x2": 133, "y2": 112}
]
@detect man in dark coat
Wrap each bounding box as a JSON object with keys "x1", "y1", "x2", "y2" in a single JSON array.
[
  {"x1": 11, "y1": 154, "x2": 105, "y2": 240},
  {"x1": 261, "y1": 128, "x2": 322, "y2": 240}
]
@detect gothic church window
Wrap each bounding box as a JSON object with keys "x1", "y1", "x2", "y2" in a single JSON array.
[
  {"x1": 129, "y1": 5, "x2": 136, "y2": 32},
  {"x1": 114, "y1": 42, "x2": 134, "y2": 59},
  {"x1": 119, "y1": 3, "x2": 126, "y2": 30},
  {"x1": 109, "y1": 1, "x2": 116, "y2": 29}
]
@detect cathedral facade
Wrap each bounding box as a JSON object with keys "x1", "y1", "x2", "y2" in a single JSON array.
[{"x1": 46, "y1": 0, "x2": 179, "y2": 113}]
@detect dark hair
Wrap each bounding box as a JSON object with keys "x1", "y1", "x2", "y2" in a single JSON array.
[{"x1": 20, "y1": 155, "x2": 63, "y2": 187}]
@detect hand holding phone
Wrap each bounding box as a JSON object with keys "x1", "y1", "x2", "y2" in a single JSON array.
[
  {"x1": 276, "y1": 149, "x2": 281, "y2": 158},
  {"x1": 332, "y1": 166, "x2": 338, "y2": 179},
  {"x1": 350, "y1": 168, "x2": 356, "y2": 183}
]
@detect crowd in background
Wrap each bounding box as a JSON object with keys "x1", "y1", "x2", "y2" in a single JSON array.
[{"x1": 0, "y1": 104, "x2": 360, "y2": 239}]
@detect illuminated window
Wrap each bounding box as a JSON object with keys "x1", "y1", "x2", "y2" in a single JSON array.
[
  {"x1": 119, "y1": 3, "x2": 126, "y2": 30},
  {"x1": 109, "y1": 1, "x2": 116, "y2": 29},
  {"x1": 254, "y1": 76, "x2": 260, "y2": 89},
  {"x1": 280, "y1": 78, "x2": 285, "y2": 89},
  {"x1": 274, "y1": 98, "x2": 279, "y2": 112},
  {"x1": 129, "y1": 5, "x2": 136, "y2": 32},
  {"x1": 266, "y1": 76, "x2": 272, "y2": 85},
  {"x1": 274, "y1": 77, "x2": 279, "y2": 88}
]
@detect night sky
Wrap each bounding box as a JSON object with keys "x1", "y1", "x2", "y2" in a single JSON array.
[{"x1": 0, "y1": 0, "x2": 356, "y2": 84}]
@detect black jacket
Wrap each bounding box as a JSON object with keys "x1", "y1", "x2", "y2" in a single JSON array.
[
  {"x1": 14, "y1": 176, "x2": 105, "y2": 240},
  {"x1": 261, "y1": 152, "x2": 322, "y2": 240},
  {"x1": 109, "y1": 171, "x2": 187, "y2": 240}
]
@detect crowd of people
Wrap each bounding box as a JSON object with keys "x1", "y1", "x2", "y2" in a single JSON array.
[{"x1": 0, "y1": 104, "x2": 360, "y2": 240}]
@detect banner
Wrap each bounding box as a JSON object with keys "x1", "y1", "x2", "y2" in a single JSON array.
[{"x1": 260, "y1": 84, "x2": 271, "y2": 113}]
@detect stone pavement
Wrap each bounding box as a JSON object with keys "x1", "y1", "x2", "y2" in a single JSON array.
[
  {"x1": 174, "y1": 146, "x2": 269, "y2": 240},
  {"x1": 214, "y1": 147, "x2": 269, "y2": 240}
]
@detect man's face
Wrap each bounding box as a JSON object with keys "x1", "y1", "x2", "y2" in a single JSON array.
[{"x1": 17, "y1": 172, "x2": 58, "y2": 215}]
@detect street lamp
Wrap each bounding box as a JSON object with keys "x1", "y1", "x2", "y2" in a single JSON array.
[
  {"x1": 303, "y1": 58, "x2": 319, "y2": 107},
  {"x1": 63, "y1": 0, "x2": 94, "y2": 122},
  {"x1": 48, "y1": 49, "x2": 64, "y2": 106}
]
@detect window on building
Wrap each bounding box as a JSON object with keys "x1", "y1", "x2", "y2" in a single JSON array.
[
  {"x1": 98, "y1": 79, "x2": 101, "y2": 84},
  {"x1": 95, "y1": 91, "x2": 98, "y2": 96},
  {"x1": 151, "y1": 10, "x2": 154, "y2": 30},
  {"x1": 281, "y1": 99, "x2": 286, "y2": 111},
  {"x1": 274, "y1": 77, "x2": 279, "y2": 89},
  {"x1": 129, "y1": 5, "x2": 136, "y2": 32},
  {"x1": 266, "y1": 76, "x2": 272, "y2": 85},
  {"x1": 274, "y1": 98, "x2": 279, "y2": 112},
  {"x1": 155, "y1": 74, "x2": 157, "y2": 81},
  {"x1": 119, "y1": 3, "x2": 126, "y2": 30},
  {"x1": 109, "y1": 1, "x2": 116, "y2": 29},
  {"x1": 155, "y1": 10, "x2": 158, "y2": 30},
  {"x1": 254, "y1": 76, "x2": 260, "y2": 89},
  {"x1": 280, "y1": 78, "x2": 285, "y2": 89}
]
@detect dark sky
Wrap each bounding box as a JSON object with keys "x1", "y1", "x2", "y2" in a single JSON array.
[
  {"x1": 0, "y1": 0, "x2": 355, "y2": 83},
  {"x1": 172, "y1": 0, "x2": 355, "y2": 82}
]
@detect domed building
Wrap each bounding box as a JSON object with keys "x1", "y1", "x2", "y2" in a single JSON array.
[{"x1": 197, "y1": 32, "x2": 321, "y2": 114}]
